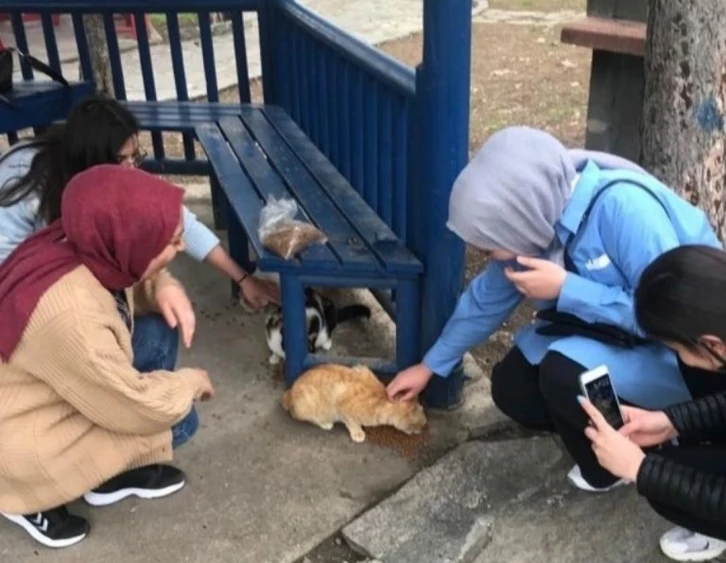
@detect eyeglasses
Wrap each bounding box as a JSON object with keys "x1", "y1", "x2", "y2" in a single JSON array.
[{"x1": 116, "y1": 148, "x2": 147, "y2": 168}]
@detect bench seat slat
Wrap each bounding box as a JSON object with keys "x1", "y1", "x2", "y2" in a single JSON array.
[
  {"x1": 231, "y1": 111, "x2": 383, "y2": 273},
  {"x1": 560, "y1": 17, "x2": 646, "y2": 57},
  {"x1": 259, "y1": 106, "x2": 422, "y2": 274},
  {"x1": 216, "y1": 116, "x2": 338, "y2": 270},
  {"x1": 195, "y1": 123, "x2": 267, "y2": 252},
  {"x1": 123, "y1": 101, "x2": 258, "y2": 130}
]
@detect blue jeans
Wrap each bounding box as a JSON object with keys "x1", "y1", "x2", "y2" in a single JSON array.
[{"x1": 131, "y1": 314, "x2": 198, "y2": 449}]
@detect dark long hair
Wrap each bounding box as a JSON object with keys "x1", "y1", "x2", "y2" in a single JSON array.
[
  {"x1": 635, "y1": 245, "x2": 726, "y2": 348},
  {"x1": 0, "y1": 95, "x2": 139, "y2": 223}
]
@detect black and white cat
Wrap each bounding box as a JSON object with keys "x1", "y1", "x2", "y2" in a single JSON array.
[{"x1": 265, "y1": 289, "x2": 371, "y2": 365}]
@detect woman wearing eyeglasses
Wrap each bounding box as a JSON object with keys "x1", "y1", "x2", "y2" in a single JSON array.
[{"x1": 0, "y1": 94, "x2": 279, "y2": 313}]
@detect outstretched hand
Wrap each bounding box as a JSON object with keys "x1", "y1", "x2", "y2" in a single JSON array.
[
  {"x1": 580, "y1": 397, "x2": 645, "y2": 482},
  {"x1": 386, "y1": 363, "x2": 433, "y2": 402}
]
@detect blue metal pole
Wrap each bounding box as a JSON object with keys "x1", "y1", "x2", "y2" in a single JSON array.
[{"x1": 410, "y1": 0, "x2": 472, "y2": 409}]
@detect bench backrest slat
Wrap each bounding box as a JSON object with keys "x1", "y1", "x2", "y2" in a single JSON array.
[
  {"x1": 104, "y1": 12, "x2": 127, "y2": 99},
  {"x1": 391, "y1": 96, "x2": 407, "y2": 238},
  {"x1": 71, "y1": 13, "x2": 94, "y2": 81},
  {"x1": 40, "y1": 13, "x2": 61, "y2": 73},
  {"x1": 313, "y1": 49, "x2": 336, "y2": 159},
  {"x1": 10, "y1": 13, "x2": 32, "y2": 78},
  {"x1": 165, "y1": 13, "x2": 188, "y2": 101},
  {"x1": 135, "y1": 12, "x2": 157, "y2": 101},
  {"x1": 230, "y1": 12, "x2": 251, "y2": 104},
  {"x1": 197, "y1": 11, "x2": 219, "y2": 103}
]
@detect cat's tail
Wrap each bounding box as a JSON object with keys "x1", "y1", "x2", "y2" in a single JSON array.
[
  {"x1": 336, "y1": 304, "x2": 371, "y2": 325},
  {"x1": 281, "y1": 390, "x2": 293, "y2": 412}
]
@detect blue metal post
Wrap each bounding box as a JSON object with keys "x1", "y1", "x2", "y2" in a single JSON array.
[{"x1": 410, "y1": 0, "x2": 472, "y2": 409}]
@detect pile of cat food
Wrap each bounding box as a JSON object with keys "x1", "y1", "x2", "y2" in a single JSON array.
[
  {"x1": 366, "y1": 424, "x2": 431, "y2": 461},
  {"x1": 259, "y1": 196, "x2": 327, "y2": 260}
]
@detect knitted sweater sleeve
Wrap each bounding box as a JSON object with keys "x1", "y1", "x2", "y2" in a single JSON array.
[{"x1": 34, "y1": 307, "x2": 206, "y2": 435}]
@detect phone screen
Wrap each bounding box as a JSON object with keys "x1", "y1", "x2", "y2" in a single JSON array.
[{"x1": 584, "y1": 374, "x2": 624, "y2": 430}]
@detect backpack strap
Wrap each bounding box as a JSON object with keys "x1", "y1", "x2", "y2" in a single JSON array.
[
  {"x1": 565, "y1": 177, "x2": 670, "y2": 274},
  {"x1": 538, "y1": 176, "x2": 670, "y2": 349}
]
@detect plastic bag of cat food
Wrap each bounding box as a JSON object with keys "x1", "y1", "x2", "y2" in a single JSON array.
[{"x1": 258, "y1": 196, "x2": 327, "y2": 260}]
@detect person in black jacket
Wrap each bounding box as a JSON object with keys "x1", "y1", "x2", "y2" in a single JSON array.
[{"x1": 580, "y1": 245, "x2": 726, "y2": 561}]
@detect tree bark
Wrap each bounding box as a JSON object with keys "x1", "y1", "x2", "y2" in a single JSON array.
[
  {"x1": 640, "y1": 0, "x2": 726, "y2": 239},
  {"x1": 82, "y1": 14, "x2": 113, "y2": 95}
]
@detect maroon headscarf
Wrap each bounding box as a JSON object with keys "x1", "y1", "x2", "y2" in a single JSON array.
[{"x1": 0, "y1": 164, "x2": 184, "y2": 360}]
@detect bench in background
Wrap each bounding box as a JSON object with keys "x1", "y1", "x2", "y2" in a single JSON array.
[{"x1": 560, "y1": 0, "x2": 648, "y2": 162}]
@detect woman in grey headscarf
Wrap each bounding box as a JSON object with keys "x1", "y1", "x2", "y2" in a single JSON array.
[{"x1": 386, "y1": 126, "x2": 722, "y2": 492}]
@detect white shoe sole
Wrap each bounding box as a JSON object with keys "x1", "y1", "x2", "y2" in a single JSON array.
[
  {"x1": 1, "y1": 512, "x2": 87, "y2": 549},
  {"x1": 83, "y1": 479, "x2": 185, "y2": 507},
  {"x1": 567, "y1": 466, "x2": 628, "y2": 493},
  {"x1": 661, "y1": 541, "x2": 726, "y2": 562}
]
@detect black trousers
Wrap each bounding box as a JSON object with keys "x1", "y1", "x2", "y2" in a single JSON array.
[{"x1": 490, "y1": 347, "x2": 726, "y2": 489}]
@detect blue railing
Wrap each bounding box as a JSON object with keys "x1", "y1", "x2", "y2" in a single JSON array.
[
  {"x1": 263, "y1": 0, "x2": 415, "y2": 242},
  {"x1": 0, "y1": 0, "x2": 257, "y2": 161}
]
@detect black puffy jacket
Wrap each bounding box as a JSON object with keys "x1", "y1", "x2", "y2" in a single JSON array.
[{"x1": 637, "y1": 392, "x2": 726, "y2": 520}]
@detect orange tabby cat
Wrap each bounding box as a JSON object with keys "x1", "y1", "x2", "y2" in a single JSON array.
[{"x1": 281, "y1": 364, "x2": 427, "y2": 442}]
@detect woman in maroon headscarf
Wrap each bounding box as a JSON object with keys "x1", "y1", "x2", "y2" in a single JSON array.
[{"x1": 0, "y1": 165, "x2": 215, "y2": 549}]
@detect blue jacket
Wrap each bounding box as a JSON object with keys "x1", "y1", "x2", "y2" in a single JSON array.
[{"x1": 423, "y1": 161, "x2": 721, "y2": 409}]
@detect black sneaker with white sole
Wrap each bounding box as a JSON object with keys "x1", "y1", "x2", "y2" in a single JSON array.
[
  {"x1": 83, "y1": 464, "x2": 186, "y2": 507},
  {"x1": 1, "y1": 505, "x2": 89, "y2": 548}
]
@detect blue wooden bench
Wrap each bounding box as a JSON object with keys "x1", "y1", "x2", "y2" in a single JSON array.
[
  {"x1": 196, "y1": 107, "x2": 423, "y2": 383},
  {"x1": 0, "y1": 0, "x2": 475, "y2": 408}
]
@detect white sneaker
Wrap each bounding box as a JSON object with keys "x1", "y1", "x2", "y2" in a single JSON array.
[
  {"x1": 660, "y1": 527, "x2": 726, "y2": 561},
  {"x1": 567, "y1": 465, "x2": 629, "y2": 493}
]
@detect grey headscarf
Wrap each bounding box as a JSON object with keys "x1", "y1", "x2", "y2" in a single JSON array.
[{"x1": 447, "y1": 126, "x2": 652, "y2": 260}]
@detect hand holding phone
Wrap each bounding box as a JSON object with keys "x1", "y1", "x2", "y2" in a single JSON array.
[
  {"x1": 580, "y1": 395, "x2": 646, "y2": 482},
  {"x1": 579, "y1": 365, "x2": 625, "y2": 430}
]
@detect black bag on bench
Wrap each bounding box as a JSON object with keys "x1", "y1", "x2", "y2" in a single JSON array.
[{"x1": 0, "y1": 43, "x2": 70, "y2": 104}]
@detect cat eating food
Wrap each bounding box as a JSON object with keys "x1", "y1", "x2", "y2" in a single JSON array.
[
  {"x1": 281, "y1": 364, "x2": 427, "y2": 443},
  {"x1": 265, "y1": 289, "x2": 370, "y2": 365}
]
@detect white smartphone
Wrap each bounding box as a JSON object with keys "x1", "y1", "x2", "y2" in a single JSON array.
[{"x1": 579, "y1": 365, "x2": 625, "y2": 430}]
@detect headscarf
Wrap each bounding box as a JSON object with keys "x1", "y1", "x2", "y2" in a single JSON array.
[
  {"x1": 0, "y1": 164, "x2": 184, "y2": 360},
  {"x1": 447, "y1": 126, "x2": 652, "y2": 259}
]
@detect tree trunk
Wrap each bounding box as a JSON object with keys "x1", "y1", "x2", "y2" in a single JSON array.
[
  {"x1": 640, "y1": 0, "x2": 726, "y2": 239},
  {"x1": 82, "y1": 14, "x2": 113, "y2": 95}
]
